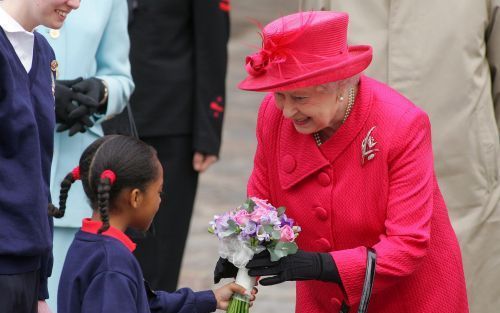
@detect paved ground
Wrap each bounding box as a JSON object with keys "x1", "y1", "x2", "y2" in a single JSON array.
[{"x1": 177, "y1": 1, "x2": 300, "y2": 312}]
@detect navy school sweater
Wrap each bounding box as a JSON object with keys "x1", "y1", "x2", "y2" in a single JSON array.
[
  {"x1": 58, "y1": 219, "x2": 217, "y2": 313},
  {"x1": 0, "y1": 27, "x2": 55, "y2": 299}
]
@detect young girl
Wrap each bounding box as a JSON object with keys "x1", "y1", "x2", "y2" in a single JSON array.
[
  {"x1": 0, "y1": 1, "x2": 79, "y2": 312},
  {"x1": 49, "y1": 135, "x2": 255, "y2": 312}
]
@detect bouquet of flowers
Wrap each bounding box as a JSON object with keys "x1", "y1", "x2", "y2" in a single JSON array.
[{"x1": 208, "y1": 197, "x2": 301, "y2": 313}]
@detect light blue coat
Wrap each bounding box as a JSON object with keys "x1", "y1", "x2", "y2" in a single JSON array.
[
  {"x1": 39, "y1": 0, "x2": 133, "y2": 307},
  {"x1": 40, "y1": 0, "x2": 134, "y2": 228}
]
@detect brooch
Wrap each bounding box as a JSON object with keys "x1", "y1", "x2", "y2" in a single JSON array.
[{"x1": 361, "y1": 126, "x2": 379, "y2": 165}]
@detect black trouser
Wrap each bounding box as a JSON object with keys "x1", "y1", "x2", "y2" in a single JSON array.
[
  {"x1": 133, "y1": 135, "x2": 199, "y2": 291},
  {"x1": 0, "y1": 270, "x2": 39, "y2": 313}
]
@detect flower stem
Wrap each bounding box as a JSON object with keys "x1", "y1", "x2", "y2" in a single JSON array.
[{"x1": 227, "y1": 268, "x2": 255, "y2": 313}]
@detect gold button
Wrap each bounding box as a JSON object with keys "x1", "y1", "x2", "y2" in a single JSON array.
[{"x1": 49, "y1": 29, "x2": 60, "y2": 39}]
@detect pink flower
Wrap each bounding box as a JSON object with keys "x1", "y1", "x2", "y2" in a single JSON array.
[
  {"x1": 233, "y1": 210, "x2": 250, "y2": 225},
  {"x1": 250, "y1": 207, "x2": 269, "y2": 223},
  {"x1": 280, "y1": 225, "x2": 295, "y2": 242},
  {"x1": 250, "y1": 197, "x2": 274, "y2": 210}
]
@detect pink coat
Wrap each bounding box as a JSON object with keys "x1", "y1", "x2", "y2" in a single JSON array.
[{"x1": 247, "y1": 76, "x2": 469, "y2": 312}]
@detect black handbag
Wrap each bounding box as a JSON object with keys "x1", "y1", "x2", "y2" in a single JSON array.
[
  {"x1": 101, "y1": 102, "x2": 139, "y2": 138},
  {"x1": 340, "y1": 248, "x2": 376, "y2": 313}
]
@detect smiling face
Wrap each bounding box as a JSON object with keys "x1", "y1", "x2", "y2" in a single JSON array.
[
  {"x1": 31, "y1": 0, "x2": 80, "y2": 29},
  {"x1": 274, "y1": 84, "x2": 346, "y2": 135}
]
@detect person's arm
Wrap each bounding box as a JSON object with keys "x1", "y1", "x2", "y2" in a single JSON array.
[
  {"x1": 81, "y1": 271, "x2": 140, "y2": 313},
  {"x1": 191, "y1": 0, "x2": 230, "y2": 163},
  {"x1": 93, "y1": 0, "x2": 134, "y2": 120},
  {"x1": 331, "y1": 108, "x2": 434, "y2": 305},
  {"x1": 487, "y1": 0, "x2": 500, "y2": 131},
  {"x1": 149, "y1": 289, "x2": 216, "y2": 313},
  {"x1": 37, "y1": 213, "x2": 53, "y2": 301}
]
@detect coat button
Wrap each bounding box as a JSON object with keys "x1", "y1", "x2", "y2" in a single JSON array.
[
  {"x1": 318, "y1": 172, "x2": 331, "y2": 186},
  {"x1": 315, "y1": 238, "x2": 331, "y2": 252},
  {"x1": 49, "y1": 29, "x2": 60, "y2": 39},
  {"x1": 313, "y1": 206, "x2": 328, "y2": 220},
  {"x1": 282, "y1": 155, "x2": 296, "y2": 173}
]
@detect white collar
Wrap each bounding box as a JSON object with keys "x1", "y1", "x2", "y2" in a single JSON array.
[{"x1": 0, "y1": 5, "x2": 34, "y2": 36}]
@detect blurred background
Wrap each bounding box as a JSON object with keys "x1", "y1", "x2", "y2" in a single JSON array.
[{"x1": 178, "y1": 1, "x2": 298, "y2": 312}]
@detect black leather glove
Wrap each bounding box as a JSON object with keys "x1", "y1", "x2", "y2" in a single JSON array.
[
  {"x1": 213, "y1": 257, "x2": 238, "y2": 284},
  {"x1": 246, "y1": 250, "x2": 341, "y2": 286},
  {"x1": 55, "y1": 78, "x2": 82, "y2": 124}
]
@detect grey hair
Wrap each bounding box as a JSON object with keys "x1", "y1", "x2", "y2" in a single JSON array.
[{"x1": 315, "y1": 74, "x2": 361, "y2": 94}]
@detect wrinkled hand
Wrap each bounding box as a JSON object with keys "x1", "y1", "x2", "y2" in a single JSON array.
[
  {"x1": 193, "y1": 152, "x2": 218, "y2": 172},
  {"x1": 37, "y1": 300, "x2": 52, "y2": 313},
  {"x1": 246, "y1": 250, "x2": 337, "y2": 286},
  {"x1": 214, "y1": 282, "x2": 258, "y2": 310},
  {"x1": 213, "y1": 257, "x2": 238, "y2": 284}
]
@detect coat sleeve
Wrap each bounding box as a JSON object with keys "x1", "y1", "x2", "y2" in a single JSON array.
[
  {"x1": 247, "y1": 94, "x2": 274, "y2": 200},
  {"x1": 82, "y1": 271, "x2": 140, "y2": 313},
  {"x1": 149, "y1": 289, "x2": 216, "y2": 313},
  {"x1": 38, "y1": 214, "x2": 53, "y2": 300},
  {"x1": 94, "y1": 0, "x2": 135, "y2": 121},
  {"x1": 332, "y1": 107, "x2": 433, "y2": 305},
  {"x1": 487, "y1": 0, "x2": 500, "y2": 131},
  {"x1": 191, "y1": 0, "x2": 230, "y2": 156}
]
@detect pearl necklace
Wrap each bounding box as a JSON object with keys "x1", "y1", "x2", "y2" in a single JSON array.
[{"x1": 313, "y1": 87, "x2": 355, "y2": 147}]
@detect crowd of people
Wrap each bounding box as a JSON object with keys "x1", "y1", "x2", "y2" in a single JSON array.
[{"x1": 0, "y1": 0, "x2": 498, "y2": 312}]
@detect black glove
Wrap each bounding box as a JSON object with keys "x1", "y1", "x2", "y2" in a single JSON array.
[
  {"x1": 55, "y1": 78, "x2": 83, "y2": 124},
  {"x1": 246, "y1": 250, "x2": 341, "y2": 286},
  {"x1": 213, "y1": 257, "x2": 238, "y2": 284},
  {"x1": 71, "y1": 77, "x2": 106, "y2": 108},
  {"x1": 55, "y1": 78, "x2": 102, "y2": 136}
]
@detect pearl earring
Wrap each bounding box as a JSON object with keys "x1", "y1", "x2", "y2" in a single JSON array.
[{"x1": 338, "y1": 95, "x2": 344, "y2": 101}]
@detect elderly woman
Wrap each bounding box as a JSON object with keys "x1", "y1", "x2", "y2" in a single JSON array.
[{"x1": 215, "y1": 11, "x2": 469, "y2": 313}]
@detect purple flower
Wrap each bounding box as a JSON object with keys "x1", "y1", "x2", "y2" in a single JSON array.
[
  {"x1": 280, "y1": 214, "x2": 295, "y2": 227},
  {"x1": 239, "y1": 221, "x2": 258, "y2": 240}
]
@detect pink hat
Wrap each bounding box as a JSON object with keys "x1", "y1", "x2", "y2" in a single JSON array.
[{"x1": 238, "y1": 11, "x2": 372, "y2": 92}]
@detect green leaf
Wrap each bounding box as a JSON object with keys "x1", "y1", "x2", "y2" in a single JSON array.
[
  {"x1": 208, "y1": 227, "x2": 214, "y2": 234},
  {"x1": 263, "y1": 224, "x2": 274, "y2": 234},
  {"x1": 218, "y1": 219, "x2": 240, "y2": 237},
  {"x1": 271, "y1": 230, "x2": 281, "y2": 240},
  {"x1": 243, "y1": 198, "x2": 256, "y2": 213},
  {"x1": 269, "y1": 242, "x2": 299, "y2": 261},
  {"x1": 277, "y1": 206, "x2": 286, "y2": 216}
]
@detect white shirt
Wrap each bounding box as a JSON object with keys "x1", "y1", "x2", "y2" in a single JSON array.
[{"x1": 0, "y1": 5, "x2": 34, "y2": 72}]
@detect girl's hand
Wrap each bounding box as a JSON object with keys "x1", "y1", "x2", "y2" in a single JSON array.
[{"x1": 214, "y1": 282, "x2": 258, "y2": 310}]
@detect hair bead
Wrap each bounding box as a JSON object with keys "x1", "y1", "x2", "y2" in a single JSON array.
[
  {"x1": 72, "y1": 166, "x2": 80, "y2": 180},
  {"x1": 100, "y1": 169, "x2": 116, "y2": 185}
]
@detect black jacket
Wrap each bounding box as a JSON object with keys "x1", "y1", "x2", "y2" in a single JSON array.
[{"x1": 128, "y1": 0, "x2": 229, "y2": 156}]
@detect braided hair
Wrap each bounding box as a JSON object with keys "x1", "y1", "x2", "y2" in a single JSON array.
[
  {"x1": 48, "y1": 171, "x2": 77, "y2": 218},
  {"x1": 49, "y1": 135, "x2": 159, "y2": 234}
]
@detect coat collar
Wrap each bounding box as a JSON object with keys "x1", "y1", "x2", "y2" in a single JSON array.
[{"x1": 278, "y1": 76, "x2": 373, "y2": 190}]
